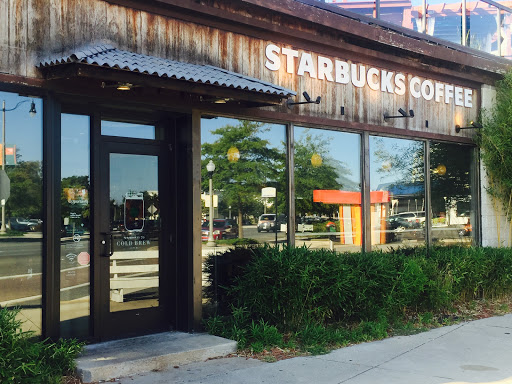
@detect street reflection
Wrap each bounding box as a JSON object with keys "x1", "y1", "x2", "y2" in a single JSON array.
[{"x1": 60, "y1": 114, "x2": 91, "y2": 338}]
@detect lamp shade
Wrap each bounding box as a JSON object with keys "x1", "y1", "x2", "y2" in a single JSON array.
[
  {"x1": 206, "y1": 160, "x2": 215, "y2": 173},
  {"x1": 29, "y1": 101, "x2": 37, "y2": 117}
]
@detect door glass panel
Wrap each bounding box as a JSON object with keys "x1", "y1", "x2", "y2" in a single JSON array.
[
  {"x1": 109, "y1": 154, "x2": 159, "y2": 312},
  {"x1": 60, "y1": 114, "x2": 90, "y2": 338},
  {"x1": 101, "y1": 120, "x2": 155, "y2": 140}
]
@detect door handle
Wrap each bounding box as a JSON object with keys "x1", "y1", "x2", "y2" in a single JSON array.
[{"x1": 100, "y1": 232, "x2": 114, "y2": 257}]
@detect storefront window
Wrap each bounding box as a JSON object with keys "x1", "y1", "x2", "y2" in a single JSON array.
[
  {"x1": 0, "y1": 92, "x2": 43, "y2": 334},
  {"x1": 294, "y1": 127, "x2": 361, "y2": 252},
  {"x1": 201, "y1": 117, "x2": 287, "y2": 247},
  {"x1": 430, "y1": 142, "x2": 474, "y2": 244},
  {"x1": 370, "y1": 136, "x2": 425, "y2": 250},
  {"x1": 60, "y1": 114, "x2": 90, "y2": 338}
]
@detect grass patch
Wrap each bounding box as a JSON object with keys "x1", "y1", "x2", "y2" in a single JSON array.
[
  {"x1": 0, "y1": 229, "x2": 25, "y2": 236},
  {"x1": 213, "y1": 238, "x2": 259, "y2": 246}
]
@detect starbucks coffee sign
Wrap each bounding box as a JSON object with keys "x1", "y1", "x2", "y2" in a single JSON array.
[{"x1": 265, "y1": 44, "x2": 473, "y2": 108}]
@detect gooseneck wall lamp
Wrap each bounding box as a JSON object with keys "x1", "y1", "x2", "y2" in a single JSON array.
[
  {"x1": 384, "y1": 108, "x2": 414, "y2": 120},
  {"x1": 287, "y1": 91, "x2": 321, "y2": 109},
  {"x1": 1, "y1": 99, "x2": 37, "y2": 234},
  {"x1": 455, "y1": 121, "x2": 482, "y2": 133}
]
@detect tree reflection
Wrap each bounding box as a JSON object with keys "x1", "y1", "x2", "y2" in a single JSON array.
[
  {"x1": 201, "y1": 120, "x2": 283, "y2": 238},
  {"x1": 294, "y1": 131, "x2": 347, "y2": 218},
  {"x1": 5, "y1": 161, "x2": 43, "y2": 220}
]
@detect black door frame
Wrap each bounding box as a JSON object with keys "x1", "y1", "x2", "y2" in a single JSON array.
[
  {"x1": 42, "y1": 94, "x2": 201, "y2": 341},
  {"x1": 91, "y1": 116, "x2": 175, "y2": 341}
]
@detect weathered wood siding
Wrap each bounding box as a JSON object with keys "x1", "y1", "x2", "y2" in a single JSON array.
[{"x1": 0, "y1": 0, "x2": 480, "y2": 137}]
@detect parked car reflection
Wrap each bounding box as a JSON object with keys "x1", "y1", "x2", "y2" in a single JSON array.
[
  {"x1": 7, "y1": 217, "x2": 38, "y2": 232},
  {"x1": 201, "y1": 219, "x2": 238, "y2": 240}
]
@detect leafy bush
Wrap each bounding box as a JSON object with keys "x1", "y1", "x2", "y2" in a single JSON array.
[
  {"x1": 478, "y1": 70, "x2": 512, "y2": 235},
  {"x1": 203, "y1": 245, "x2": 512, "y2": 354},
  {"x1": 203, "y1": 246, "x2": 263, "y2": 309},
  {"x1": 0, "y1": 307, "x2": 84, "y2": 384}
]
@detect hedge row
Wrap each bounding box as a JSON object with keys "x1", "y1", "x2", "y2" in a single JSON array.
[{"x1": 204, "y1": 245, "x2": 512, "y2": 331}]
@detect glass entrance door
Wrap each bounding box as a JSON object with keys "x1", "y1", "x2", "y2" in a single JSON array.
[{"x1": 97, "y1": 124, "x2": 169, "y2": 339}]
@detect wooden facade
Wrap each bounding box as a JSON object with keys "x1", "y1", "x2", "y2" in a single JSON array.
[{"x1": 1, "y1": 0, "x2": 509, "y2": 139}]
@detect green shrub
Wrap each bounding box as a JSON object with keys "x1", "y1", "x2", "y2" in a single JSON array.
[
  {"x1": 0, "y1": 307, "x2": 84, "y2": 384},
  {"x1": 227, "y1": 246, "x2": 359, "y2": 330},
  {"x1": 204, "y1": 245, "x2": 512, "y2": 354},
  {"x1": 203, "y1": 247, "x2": 263, "y2": 310}
]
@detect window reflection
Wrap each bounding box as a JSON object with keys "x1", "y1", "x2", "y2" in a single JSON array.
[
  {"x1": 370, "y1": 136, "x2": 425, "y2": 249},
  {"x1": 469, "y1": 3, "x2": 499, "y2": 54},
  {"x1": 109, "y1": 154, "x2": 160, "y2": 313},
  {"x1": 333, "y1": 0, "x2": 377, "y2": 18},
  {"x1": 200, "y1": 117, "x2": 287, "y2": 247},
  {"x1": 294, "y1": 127, "x2": 361, "y2": 252},
  {"x1": 380, "y1": 0, "x2": 423, "y2": 30},
  {"x1": 430, "y1": 142, "x2": 473, "y2": 244},
  {"x1": 60, "y1": 114, "x2": 90, "y2": 338},
  {"x1": 424, "y1": 3, "x2": 464, "y2": 45},
  {"x1": 321, "y1": 0, "x2": 512, "y2": 58},
  {"x1": 503, "y1": 10, "x2": 512, "y2": 59},
  {"x1": 0, "y1": 92, "x2": 43, "y2": 334}
]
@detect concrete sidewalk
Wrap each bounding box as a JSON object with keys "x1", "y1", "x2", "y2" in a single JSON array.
[{"x1": 105, "y1": 314, "x2": 512, "y2": 384}]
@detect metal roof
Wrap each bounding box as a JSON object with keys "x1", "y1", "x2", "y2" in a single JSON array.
[{"x1": 38, "y1": 44, "x2": 296, "y2": 98}]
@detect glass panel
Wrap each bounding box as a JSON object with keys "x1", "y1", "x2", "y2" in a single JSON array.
[
  {"x1": 109, "y1": 154, "x2": 159, "y2": 312},
  {"x1": 60, "y1": 114, "x2": 90, "y2": 338},
  {"x1": 380, "y1": 0, "x2": 422, "y2": 32},
  {"x1": 101, "y1": 120, "x2": 155, "y2": 140},
  {"x1": 370, "y1": 136, "x2": 425, "y2": 250},
  {"x1": 329, "y1": 0, "x2": 377, "y2": 19},
  {"x1": 427, "y1": 1, "x2": 463, "y2": 45},
  {"x1": 502, "y1": 10, "x2": 512, "y2": 59},
  {"x1": 430, "y1": 142, "x2": 473, "y2": 244},
  {"x1": 294, "y1": 127, "x2": 361, "y2": 252},
  {"x1": 0, "y1": 92, "x2": 43, "y2": 334},
  {"x1": 200, "y1": 117, "x2": 287, "y2": 249},
  {"x1": 469, "y1": 2, "x2": 498, "y2": 54}
]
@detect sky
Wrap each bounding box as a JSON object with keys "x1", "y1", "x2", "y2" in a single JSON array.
[{"x1": 0, "y1": 92, "x2": 43, "y2": 164}]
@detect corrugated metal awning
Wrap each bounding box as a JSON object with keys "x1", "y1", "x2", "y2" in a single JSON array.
[{"x1": 38, "y1": 44, "x2": 295, "y2": 99}]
